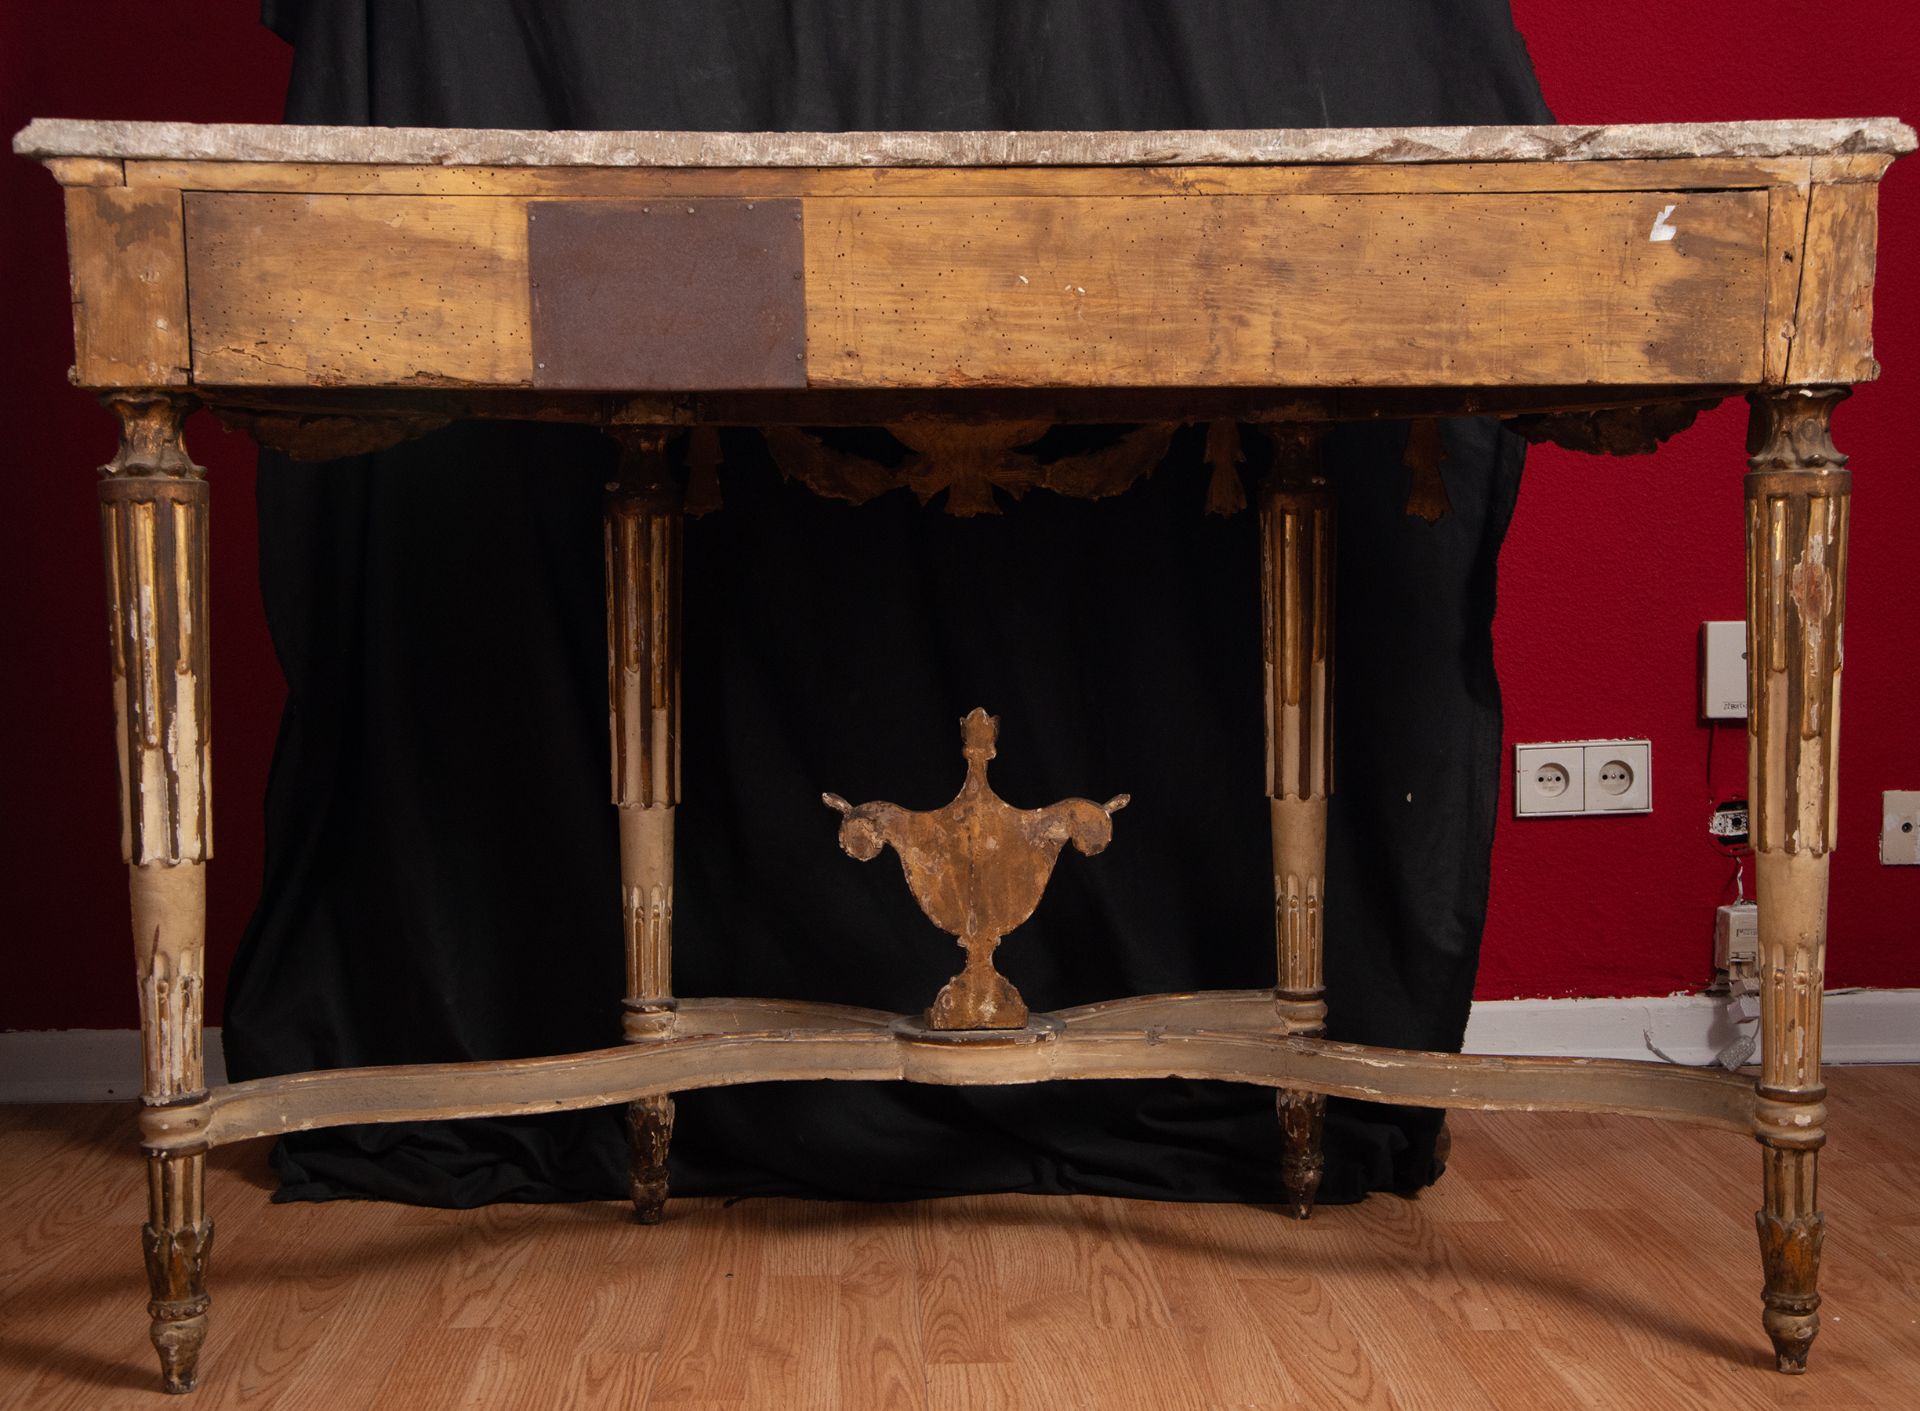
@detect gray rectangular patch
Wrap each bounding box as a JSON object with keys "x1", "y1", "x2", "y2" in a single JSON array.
[{"x1": 528, "y1": 199, "x2": 805, "y2": 390}]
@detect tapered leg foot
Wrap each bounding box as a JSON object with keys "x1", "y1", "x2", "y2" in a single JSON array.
[
  {"x1": 1278, "y1": 1090, "x2": 1325, "y2": 1219},
  {"x1": 1757, "y1": 1207, "x2": 1823, "y2": 1373},
  {"x1": 627, "y1": 1095, "x2": 675, "y2": 1224},
  {"x1": 142, "y1": 1153, "x2": 212, "y2": 1393}
]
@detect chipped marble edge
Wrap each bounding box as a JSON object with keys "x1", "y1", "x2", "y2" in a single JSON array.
[{"x1": 13, "y1": 117, "x2": 1918, "y2": 169}]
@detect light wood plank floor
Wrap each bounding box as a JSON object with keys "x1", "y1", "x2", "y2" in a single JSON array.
[{"x1": 1, "y1": 1069, "x2": 1916, "y2": 1409}]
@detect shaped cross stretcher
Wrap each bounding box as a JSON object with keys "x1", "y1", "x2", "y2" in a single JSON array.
[{"x1": 824, "y1": 708, "x2": 1129, "y2": 1028}]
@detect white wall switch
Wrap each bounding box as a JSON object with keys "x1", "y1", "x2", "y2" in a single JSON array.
[
  {"x1": 1515, "y1": 739, "x2": 1652, "y2": 818},
  {"x1": 1700, "y1": 621, "x2": 1747, "y2": 719},
  {"x1": 1883, "y1": 791, "x2": 1920, "y2": 865}
]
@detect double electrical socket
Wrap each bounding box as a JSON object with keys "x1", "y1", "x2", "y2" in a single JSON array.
[{"x1": 1514, "y1": 739, "x2": 1652, "y2": 818}]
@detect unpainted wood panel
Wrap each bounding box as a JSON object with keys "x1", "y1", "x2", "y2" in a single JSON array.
[
  {"x1": 184, "y1": 193, "x2": 532, "y2": 387},
  {"x1": 1787, "y1": 180, "x2": 1882, "y2": 384},
  {"x1": 1763, "y1": 180, "x2": 1813, "y2": 382},
  {"x1": 49, "y1": 156, "x2": 125, "y2": 187},
  {"x1": 804, "y1": 191, "x2": 1771, "y2": 389},
  {"x1": 64, "y1": 186, "x2": 190, "y2": 387}
]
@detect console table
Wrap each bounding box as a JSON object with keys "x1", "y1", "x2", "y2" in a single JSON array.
[{"x1": 14, "y1": 115, "x2": 1910, "y2": 1393}]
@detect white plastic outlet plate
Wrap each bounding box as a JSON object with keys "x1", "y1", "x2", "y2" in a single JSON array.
[
  {"x1": 1700, "y1": 621, "x2": 1747, "y2": 719},
  {"x1": 1514, "y1": 744, "x2": 1584, "y2": 816},
  {"x1": 1514, "y1": 739, "x2": 1652, "y2": 818},
  {"x1": 1883, "y1": 790, "x2": 1920, "y2": 865},
  {"x1": 1584, "y1": 740, "x2": 1652, "y2": 813}
]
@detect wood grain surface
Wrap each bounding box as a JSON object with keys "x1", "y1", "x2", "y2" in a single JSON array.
[
  {"x1": 184, "y1": 193, "x2": 531, "y2": 387},
  {"x1": 4, "y1": 1068, "x2": 1916, "y2": 1409},
  {"x1": 174, "y1": 187, "x2": 1777, "y2": 392},
  {"x1": 803, "y1": 191, "x2": 1769, "y2": 389},
  {"x1": 62, "y1": 187, "x2": 189, "y2": 387}
]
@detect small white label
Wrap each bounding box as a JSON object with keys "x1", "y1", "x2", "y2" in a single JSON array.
[{"x1": 1650, "y1": 204, "x2": 1679, "y2": 242}]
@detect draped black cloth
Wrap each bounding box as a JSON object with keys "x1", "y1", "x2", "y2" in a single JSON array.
[{"x1": 228, "y1": 1, "x2": 1550, "y2": 1206}]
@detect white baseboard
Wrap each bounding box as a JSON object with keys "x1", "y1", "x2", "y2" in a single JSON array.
[
  {"x1": 1462, "y1": 988, "x2": 1920, "y2": 1065},
  {"x1": 0, "y1": 1029, "x2": 228, "y2": 1103},
  {"x1": 3, "y1": 992, "x2": 1916, "y2": 1103}
]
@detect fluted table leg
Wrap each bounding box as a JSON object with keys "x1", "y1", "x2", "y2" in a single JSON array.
[
  {"x1": 1260, "y1": 425, "x2": 1333, "y2": 1220},
  {"x1": 1745, "y1": 387, "x2": 1847, "y2": 1373},
  {"x1": 605, "y1": 427, "x2": 682, "y2": 1223},
  {"x1": 101, "y1": 393, "x2": 215, "y2": 1392}
]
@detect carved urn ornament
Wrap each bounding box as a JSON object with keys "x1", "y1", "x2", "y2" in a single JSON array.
[{"x1": 825, "y1": 709, "x2": 1129, "y2": 1029}]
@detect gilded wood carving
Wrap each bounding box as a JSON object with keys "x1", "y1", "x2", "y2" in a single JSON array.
[
  {"x1": 1743, "y1": 387, "x2": 1848, "y2": 1373},
  {"x1": 825, "y1": 710, "x2": 1128, "y2": 1028},
  {"x1": 764, "y1": 421, "x2": 1184, "y2": 516},
  {"x1": 604, "y1": 427, "x2": 683, "y2": 1223},
  {"x1": 1261, "y1": 426, "x2": 1335, "y2": 1218},
  {"x1": 101, "y1": 392, "x2": 216, "y2": 1393}
]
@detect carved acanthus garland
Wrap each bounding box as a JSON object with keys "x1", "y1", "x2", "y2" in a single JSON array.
[
  {"x1": 763, "y1": 420, "x2": 1210, "y2": 516},
  {"x1": 210, "y1": 407, "x2": 454, "y2": 461},
  {"x1": 1402, "y1": 418, "x2": 1451, "y2": 523},
  {"x1": 1509, "y1": 397, "x2": 1719, "y2": 456}
]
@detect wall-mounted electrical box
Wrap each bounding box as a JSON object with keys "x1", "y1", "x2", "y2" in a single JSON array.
[
  {"x1": 1714, "y1": 901, "x2": 1760, "y2": 974},
  {"x1": 1884, "y1": 791, "x2": 1920, "y2": 865},
  {"x1": 1514, "y1": 739, "x2": 1652, "y2": 818},
  {"x1": 1700, "y1": 621, "x2": 1747, "y2": 719}
]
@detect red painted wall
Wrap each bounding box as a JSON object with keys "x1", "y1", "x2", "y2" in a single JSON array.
[
  {"x1": 1488, "y1": 0, "x2": 1920, "y2": 996},
  {"x1": 1, "y1": 3, "x2": 1914, "y2": 1031},
  {"x1": 1, "y1": 4, "x2": 289, "y2": 1036}
]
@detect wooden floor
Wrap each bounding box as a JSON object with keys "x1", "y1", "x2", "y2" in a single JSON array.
[{"x1": 1, "y1": 1070, "x2": 1916, "y2": 1410}]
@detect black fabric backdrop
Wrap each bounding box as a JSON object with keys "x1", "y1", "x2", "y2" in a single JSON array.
[{"x1": 226, "y1": 1, "x2": 1551, "y2": 1207}]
